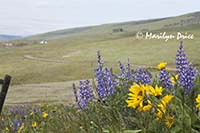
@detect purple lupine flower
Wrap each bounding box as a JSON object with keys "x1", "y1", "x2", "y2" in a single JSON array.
[
  {"x1": 134, "y1": 67, "x2": 151, "y2": 85},
  {"x1": 9, "y1": 108, "x2": 17, "y2": 115},
  {"x1": 97, "y1": 50, "x2": 104, "y2": 69},
  {"x1": 118, "y1": 61, "x2": 126, "y2": 79},
  {"x1": 159, "y1": 68, "x2": 172, "y2": 89},
  {"x1": 110, "y1": 68, "x2": 118, "y2": 86},
  {"x1": 95, "y1": 67, "x2": 115, "y2": 99},
  {"x1": 118, "y1": 59, "x2": 134, "y2": 80},
  {"x1": 104, "y1": 68, "x2": 114, "y2": 96},
  {"x1": 33, "y1": 105, "x2": 40, "y2": 113},
  {"x1": 94, "y1": 52, "x2": 107, "y2": 99},
  {"x1": 12, "y1": 119, "x2": 21, "y2": 130},
  {"x1": 178, "y1": 63, "x2": 198, "y2": 92},
  {"x1": 176, "y1": 42, "x2": 198, "y2": 92},
  {"x1": 176, "y1": 42, "x2": 188, "y2": 73},
  {"x1": 17, "y1": 105, "x2": 25, "y2": 115},
  {"x1": 126, "y1": 58, "x2": 134, "y2": 80},
  {"x1": 25, "y1": 104, "x2": 31, "y2": 114},
  {"x1": 78, "y1": 80, "x2": 94, "y2": 108},
  {"x1": 95, "y1": 67, "x2": 107, "y2": 99},
  {"x1": 94, "y1": 51, "x2": 115, "y2": 99},
  {"x1": 0, "y1": 118, "x2": 7, "y2": 126}
]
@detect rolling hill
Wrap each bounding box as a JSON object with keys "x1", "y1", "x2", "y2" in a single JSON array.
[
  {"x1": 25, "y1": 11, "x2": 200, "y2": 41},
  {"x1": 0, "y1": 11, "x2": 200, "y2": 86}
]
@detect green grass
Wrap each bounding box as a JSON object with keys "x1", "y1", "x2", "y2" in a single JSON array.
[
  {"x1": 1, "y1": 25, "x2": 200, "y2": 85},
  {"x1": 5, "y1": 81, "x2": 79, "y2": 105}
]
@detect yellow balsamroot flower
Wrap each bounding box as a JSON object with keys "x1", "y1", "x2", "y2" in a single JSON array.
[
  {"x1": 157, "y1": 103, "x2": 166, "y2": 113},
  {"x1": 156, "y1": 95, "x2": 173, "y2": 120},
  {"x1": 138, "y1": 100, "x2": 152, "y2": 112},
  {"x1": 157, "y1": 62, "x2": 167, "y2": 70},
  {"x1": 141, "y1": 84, "x2": 152, "y2": 94},
  {"x1": 165, "y1": 116, "x2": 174, "y2": 128},
  {"x1": 18, "y1": 125, "x2": 24, "y2": 133},
  {"x1": 161, "y1": 95, "x2": 174, "y2": 105},
  {"x1": 5, "y1": 127, "x2": 9, "y2": 131},
  {"x1": 196, "y1": 94, "x2": 200, "y2": 110},
  {"x1": 126, "y1": 84, "x2": 145, "y2": 108},
  {"x1": 156, "y1": 103, "x2": 166, "y2": 120},
  {"x1": 126, "y1": 84, "x2": 153, "y2": 112},
  {"x1": 170, "y1": 75, "x2": 178, "y2": 84},
  {"x1": 32, "y1": 122, "x2": 37, "y2": 128},
  {"x1": 42, "y1": 112, "x2": 48, "y2": 118},
  {"x1": 150, "y1": 85, "x2": 163, "y2": 96},
  {"x1": 156, "y1": 109, "x2": 163, "y2": 120}
]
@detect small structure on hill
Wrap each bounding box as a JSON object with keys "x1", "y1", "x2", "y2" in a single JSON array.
[
  {"x1": 40, "y1": 40, "x2": 48, "y2": 44},
  {"x1": 4, "y1": 43, "x2": 13, "y2": 47},
  {"x1": 112, "y1": 28, "x2": 124, "y2": 33}
]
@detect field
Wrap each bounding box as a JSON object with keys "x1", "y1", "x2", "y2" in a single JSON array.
[{"x1": 0, "y1": 12, "x2": 200, "y2": 104}]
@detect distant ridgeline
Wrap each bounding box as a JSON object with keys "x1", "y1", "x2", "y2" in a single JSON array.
[
  {"x1": 0, "y1": 35, "x2": 21, "y2": 41},
  {"x1": 164, "y1": 12, "x2": 200, "y2": 28}
]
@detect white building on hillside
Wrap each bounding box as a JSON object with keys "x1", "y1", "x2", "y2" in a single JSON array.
[{"x1": 40, "y1": 40, "x2": 48, "y2": 44}]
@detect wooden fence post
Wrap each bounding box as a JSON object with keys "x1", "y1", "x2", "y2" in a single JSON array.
[{"x1": 0, "y1": 75, "x2": 11, "y2": 113}]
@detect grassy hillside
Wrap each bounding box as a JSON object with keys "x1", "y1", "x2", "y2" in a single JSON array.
[
  {"x1": 25, "y1": 11, "x2": 200, "y2": 41},
  {"x1": 0, "y1": 12, "x2": 200, "y2": 86}
]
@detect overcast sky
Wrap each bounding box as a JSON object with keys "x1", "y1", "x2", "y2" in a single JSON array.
[{"x1": 0, "y1": 0, "x2": 200, "y2": 36}]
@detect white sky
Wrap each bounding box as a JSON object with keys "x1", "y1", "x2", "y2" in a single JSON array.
[{"x1": 0, "y1": 0, "x2": 200, "y2": 36}]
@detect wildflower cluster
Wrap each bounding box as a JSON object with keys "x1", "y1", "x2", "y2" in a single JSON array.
[
  {"x1": 0, "y1": 42, "x2": 200, "y2": 132},
  {"x1": 125, "y1": 43, "x2": 199, "y2": 130},
  {"x1": 126, "y1": 83, "x2": 175, "y2": 128},
  {"x1": 0, "y1": 104, "x2": 49, "y2": 132}
]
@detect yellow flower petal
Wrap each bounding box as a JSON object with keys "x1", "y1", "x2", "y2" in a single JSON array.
[
  {"x1": 157, "y1": 62, "x2": 167, "y2": 70},
  {"x1": 161, "y1": 95, "x2": 174, "y2": 105},
  {"x1": 32, "y1": 122, "x2": 37, "y2": 128},
  {"x1": 156, "y1": 110, "x2": 163, "y2": 120},
  {"x1": 126, "y1": 84, "x2": 145, "y2": 109},
  {"x1": 165, "y1": 116, "x2": 174, "y2": 128},
  {"x1": 152, "y1": 85, "x2": 163, "y2": 96},
  {"x1": 170, "y1": 74, "x2": 178, "y2": 84},
  {"x1": 196, "y1": 94, "x2": 200, "y2": 110},
  {"x1": 42, "y1": 112, "x2": 48, "y2": 118},
  {"x1": 5, "y1": 127, "x2": 9, "y2": 131}
]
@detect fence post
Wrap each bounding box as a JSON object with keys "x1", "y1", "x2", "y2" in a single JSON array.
[{"x1": 0, "y1": 75, "x2": 11, "y2": 113}]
